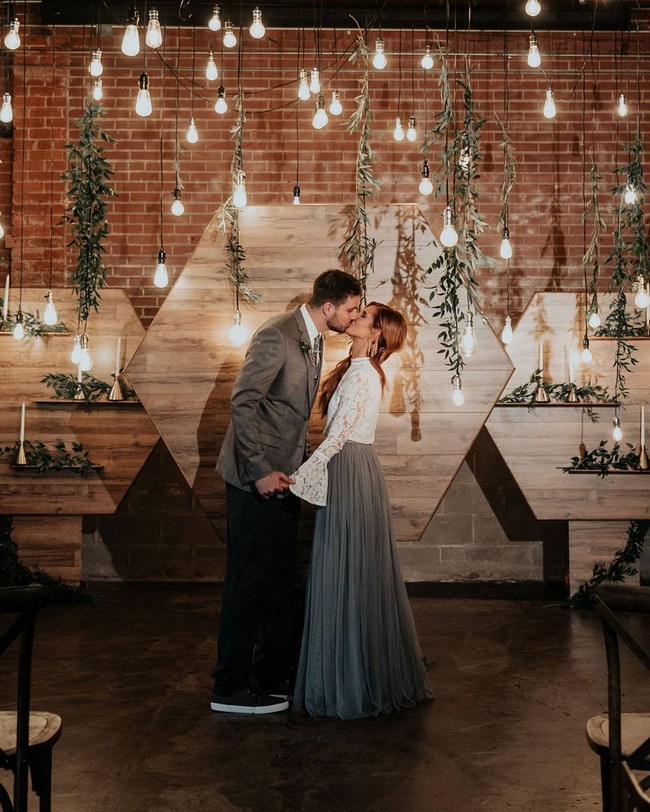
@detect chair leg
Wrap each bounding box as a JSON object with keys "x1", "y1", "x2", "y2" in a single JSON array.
[
  {"x1": 0, "y1": 782, "x2": 13, "y2": 812},
  {"x1": 601, "y1": 753, "x2": 613, "y2": 812},
  {"x1": 29, "y1": 748, "x2": 53, "y2": 812}
]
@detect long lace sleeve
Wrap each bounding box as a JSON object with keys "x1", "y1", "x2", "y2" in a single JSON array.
[{"x1": 290, "y1": 371, "x2": 370, "y2": 506}]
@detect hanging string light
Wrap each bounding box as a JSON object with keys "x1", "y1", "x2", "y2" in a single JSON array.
[
  {"x1": 155, "y1": 135, "x2": 169, "y2": 288},
  {"x1": 0, "y1": 92, "x2": 12, "y2": 123},
  {"x1": 43, "y1": 39, "x2": 59, "y2": 326},
  {"x1": 373, "y1": 37, "x2": 387, "y2": 69},
  {"x1": 187, "y1": 27, "x2": 198, "y2": 142},
  {"x1": 121, "y1": 4, "x2": 140, "y2": 57},
  {"x1": 13, "y1": 14, "x2": 27, "y2": 341},
  {"x1": 543, "y1": 87, "x2": 556, "y2": 119},
  {"x1": 500, "y1": 32, "x2": 514, "y2": 345},
  {"x1": 88, "y1": 48, "x2": 103, "y2": 77},
  {"x1": 206, "y1": 49, "x2": 218, "y2": 81},
  {"x1": 293, "y1": 98, "x2": 300, "y2": 204},
  {"x1": 525, "y1": 0, "x2": 541, "y2": 17},
  {"x1": 208, "y1": 5, "x2": 222, "y2": 32},
  {"x1": 223, "y1": 21, "x2": 236, "y2": 49},
  {"x1": 171, "y1": 38, "x2": 184, "y2": 217},
  {"x1": 4, "y1": 17, "x2": 20, "y2": 51},
  {"x1": 249, "y1": 8, "x2": 265, "y2": 40},
  {"x1": 418, "y1": 52, "x2": 432, "y2": 196},
  {"x1": 527, "y1": 30, "x2": 541, "y2": 68},
  {"x1": 393, "y1": 30, "x2": 404, "y2": 141},
  {"x1": 145, "y1": 8, "x2": 163, "y2": 50}
]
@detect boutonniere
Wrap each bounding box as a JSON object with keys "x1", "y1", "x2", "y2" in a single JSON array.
[{"x1": 299, "y1": 337, "x2": 319, "y2": 366}]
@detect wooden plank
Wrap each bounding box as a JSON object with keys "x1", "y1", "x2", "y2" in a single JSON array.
[{"x1": 12, "y1": 515, "x2": 82, "y2": 582}]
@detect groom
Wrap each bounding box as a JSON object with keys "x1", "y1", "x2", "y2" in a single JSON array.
[{"x1": 211, "y1": 269, "x2": 362, "y2": 714}]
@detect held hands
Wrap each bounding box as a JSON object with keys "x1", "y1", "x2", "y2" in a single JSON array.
[{"x1": 254, "y1": 471, "x2": 294, "y2": 499}]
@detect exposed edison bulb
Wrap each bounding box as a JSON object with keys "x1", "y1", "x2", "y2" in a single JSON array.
[
  {"x1": 393, "y1": 117, "x2": 405, "y2": 142},
  {"x1": 135, "y1": 72, "x2": 152, "y2": 117},
  {"x1": 419, "y1": 160, "x2": 433, "y2": 195},
  {"x1": 70, "y1": 334, "x2": 82, "y2": 365},
  {"x1": 171, "y1": 189, "x2": 185, "y2": 217},
  {"x1": 624, "y1": 185, "x2": 637, "y2": 205},
  {"x1": 329, "y1": 90, "x2": 343, "y2": 116},
  {"x1": 208, "y1": 5, "x2": 222, "y2": 31},
  {"x1": 92, "y1": 78, "x2": 103, "y2": 102},
  {"x1": 310, "y1": 68, "x2": 321, "y2": 95},
  {"x1": 206, "y1": 51, "x2": 219, "y2": 81},
  {"x1": 121, "y1": 6, "x2": 140, "y2": 57},
  {"x1": 186, "y1": 116, "x2": 199, "y2": 143},
  {"x1": 78, "y1": 334, "x2": 93, "y2": 371},
  {"x1": 250, "y1": 8, "x2": 265, "y2": 39},
  {"x1": 293, "y1": 185, "x2": 301, "y2": 205},
  {"x1": 618, "y1": 93, "x2": 628, "y2": 117},
  {"x1": 312, "y1": 95, "x2": 328, "y2": 130},
  {"x1": 373, "y1": 38, "x2": 387, "y2": 70},
  {"x1": 525, "y1": 0, "x2": 541, "y2": 16},
  {"x1": 501, "y1": 315, "x2": 514, "y2": 345},
  {"x1": 214, "y1": 86, "x2": 227, "y2": 114},
  {"x1": 145, "y1": 9, "x2": 163, "y2": 49},
  {"x1": 421, "y1": 44, "x2": 434, "y2": 70},
  {"x1": 0, "y1": 93, "x2": 13, "y2": 124},
  {"x1": 581, "y1": 336, "x2": 593, "y2": 363},
  {"x1": 233, "y1": 172, "x2": 247, "y2": 209},
  {"x1": 543, "y1": 88, "x2": 556, "y2": 119},
  {"x1": 635, "y1": 278, "x2": 650, "y2": 309},
  {"x1": 451, "y1": 374, "x2": 465, "y2": 407},
  {"x1": 154, "y1": 249, "x2": 169, "y2": 288},
  {"x1": 440, "y1": 205, "x2": 459, "y2": 248},
  {"x1": 0, "y1": 219, "x2": 5, "y2": 240},
  {"x1": 12, "y1": 311, "x2": 24, "y2": 340},
  {"x1": 500, "y1": 227, "x2": 513, "y2": 259},
  {"x1": 406, "y1": 116, "x2": 417, "y2": 142},
  {"x1": 612, "y1": 416, "x2": 623, "y2": 443},
  {"x1": 588, "y1": 310, "x2": 601, "y2": 329},
  {"x1": 527, "y1": 33, "x2": 541, "y2": 68},
  {"x1": 298, "y1": 69, "x2": 310, "y2": 101},
  {"x1": 43, "y1": 291, "x2": 58, "y2": 326},
  {"x1": 89, "y1": 49, "x2": 104, "y2": 77},
  {"x1": 461, "y1": 312, "x2": 478, "y2": 358},
  {"x1": 4, "y1": 19, "x2": 20, "y2": 51},
  {"x1": 229, "y1": 310, "x2": 248, "y2": 345},
  {"x1": 223, "y1": 21, "x2": 237, "y2": 48}
]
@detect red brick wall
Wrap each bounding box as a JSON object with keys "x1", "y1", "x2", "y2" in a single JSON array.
[{"x1": 6, "y1": 21, "x2": 648, "y2": 329}]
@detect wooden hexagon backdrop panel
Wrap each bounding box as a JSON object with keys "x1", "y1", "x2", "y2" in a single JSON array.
[
  {"x1": 127, "y1": 204, "x2": 513, "y2": 542},
  {"x1": 0, "y1": 288, "x2": 159, "y2": 515},
  {"x1": 486, "y1": 291, "x2": 650, "y2": 521}
]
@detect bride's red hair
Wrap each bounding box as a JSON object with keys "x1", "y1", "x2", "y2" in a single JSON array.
[{"x1": 318, "y1": 302, "x2": 407, "y2": 418}]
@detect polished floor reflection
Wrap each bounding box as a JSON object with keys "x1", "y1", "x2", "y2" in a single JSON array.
[{"x1": 2, "y1": 583, "x2": 648, "y2": 812}]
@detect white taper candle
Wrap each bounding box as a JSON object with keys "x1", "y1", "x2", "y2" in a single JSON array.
[
  {"x1": 642, "y1": 405, "x2": 646, "y2": 448},
  {"x1": 538, "y1": 341, "x2": 543, "y2": 372},
  {"x1": 568, "y1": 347, "x2": 574, "y2": 384},
  {"x1": 3, "y1": 274, "x2": 9, "y2": 320},
  {"x1": 19, "y1": 401, "x2": 25, "y2": 444},
  {"x1": 114, "y1": 337, "x2": 122, "y2": 377}
]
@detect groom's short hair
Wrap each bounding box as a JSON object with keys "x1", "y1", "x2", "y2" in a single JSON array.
[{"x1": 310, "y1": 269, "x2": 362, "y2": 307}]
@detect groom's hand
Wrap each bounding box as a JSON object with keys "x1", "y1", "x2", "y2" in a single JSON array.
[{"x1": 254, "y1": 471, "x2": 295, "y2": 499}]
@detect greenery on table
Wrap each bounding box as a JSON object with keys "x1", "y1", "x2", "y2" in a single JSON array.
[
  {"x1": 570, "y1": 520, "x2": 649, "y2": 608},
  {"x1": 425, "y1": 58, "x2": 490, "y2": 376},
  {"x1": 62, "y1": 99, "x2": 115, "y2": 326},
  {"x1": 0, "y1": 300, "x2": 68, "y2": 337},
  {"x1": 0, "y1": 515, "x2": 91, "y2": 602},
  {"x1": 0, "y1": 439, "x2": 96, "y2": 476},
  {"x1": 499, "y1": 373, "x2": 610, "y2": 407},
  {"x1": 41, "y1": 371, "x2": 136, "y2": 403},
  {"x1": 562, "y1": 440, "x2": 644, "y2": 477},
  {"x1": 339, "y1": 30, "x2": 380, "y2": 298}
]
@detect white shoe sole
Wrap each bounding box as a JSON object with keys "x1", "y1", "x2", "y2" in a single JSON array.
[{"x1": 210, "y1": 698, "x2": 289, "y2": 714}]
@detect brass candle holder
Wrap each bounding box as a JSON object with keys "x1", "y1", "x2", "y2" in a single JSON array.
[
  {"x1": 533, "y1": 383, "x2": 550, "y2": 403},
  {"x1": 639, "y1": 446, "x2": 649, "y2": 471},
  {"x1": 567, "y1": 385, "x2": 580, "y2": 403},
  {"x1": 15, "y1": 441, "x2": 27, "y2": 466},
  {"x1": 108, "y1": 376, "x2": 124, "y2": 401}
]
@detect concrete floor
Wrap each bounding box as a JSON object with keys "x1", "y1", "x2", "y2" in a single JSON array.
[{"x1": 2, "y1": 583, "x2": 650, "y2": 812}]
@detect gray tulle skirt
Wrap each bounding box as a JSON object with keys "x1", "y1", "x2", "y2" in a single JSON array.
[{"x1": 293, "y1": 441, "x2": 434, "y2": 720}]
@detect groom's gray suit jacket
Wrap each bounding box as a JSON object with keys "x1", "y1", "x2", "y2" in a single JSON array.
[{"x1": 216, "y1": 307, "x2": 322, "y2": 491}]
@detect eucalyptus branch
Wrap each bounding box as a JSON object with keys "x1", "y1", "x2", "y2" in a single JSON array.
[
  {"x1": 0, "y1": 439, "x2": 96, "y2": 476},
  {"x1": 495, "y1": 115, "x2": 516, "y2": 234},
  {"x1": 41, "y1": 371, "x2": 136, "y2": 404},
  {"x1": 582, "y1": 160, "x2": 607, "y2": 315},
  {"x1": 339, "y1": 30, "x2": 380, "y2": 295},
  {"x1": 570, "y1": 520, "x2": 649, "y2": 608},
  {"x1": 62, "y1": 99, "x2": 115, "y2": 325},
  {"x1": 563, "y1": 440, "x2": 643, "y2": 477},
  {"x1": 0, "y1": 303, "x2": 67, "y2": 337}
]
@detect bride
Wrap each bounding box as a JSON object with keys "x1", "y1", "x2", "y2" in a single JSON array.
[{"x1": 290, "y1": 301, "x2": 433, "y2": 719}]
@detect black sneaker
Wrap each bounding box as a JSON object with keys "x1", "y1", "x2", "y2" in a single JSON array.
[
  {"x1": 210, "y1": 687, "x2": 289, "y2": 715},
  {"x1": 262, "y1": 679, "x2": 294, "y2": 701}
]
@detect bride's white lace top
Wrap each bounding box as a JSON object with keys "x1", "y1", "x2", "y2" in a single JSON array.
[{"x1": 290, "y1": 357, "x2": 382, "y2": 506}]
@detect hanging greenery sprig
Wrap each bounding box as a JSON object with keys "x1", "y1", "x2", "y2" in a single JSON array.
[
  {"x1": 338, "y1": 30, "x2": 380, "y2": 297},
  {"x1": 41, "y1": 371, "x2": 136, "y2": 404},
  {"x1": 425, "y1": 59, "x2": 491, "y2": 377},
  {"x1": 62, "y1": 99, "x2": 115, "y2": 326},
  {"x1": 216, "y1": 90, "x2": 261, "y2": 305},
  {"x1": 600, "y1": 128, "x2": 646, "y2": 400},
  {"x1": 582, "y1": 160, "x2": 607, "y2": 321},
  {"x1": 0, "y1": 439, "x2": 96, "y2": 476},
  {"x1": 422, "y1": 47, "x2": 453, "y2": 197}
]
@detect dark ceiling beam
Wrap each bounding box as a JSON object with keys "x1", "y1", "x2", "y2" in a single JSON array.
[{"x1": 39, "y1": 0, "x2": 633, "y2": 32}]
